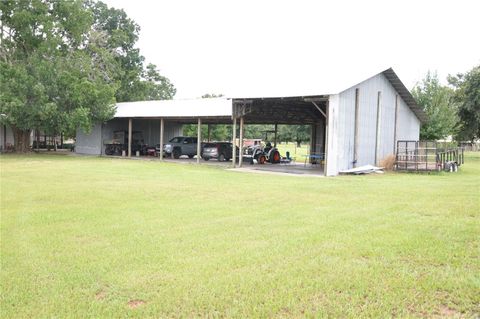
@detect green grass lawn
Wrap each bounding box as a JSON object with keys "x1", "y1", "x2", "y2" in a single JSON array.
[{"x1": 1, "y1": 153, "x2": 479, "y2": 318}]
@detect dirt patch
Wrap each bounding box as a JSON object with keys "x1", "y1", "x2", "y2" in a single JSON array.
[
  {"x1": 127, "y1": 299, "x2": 146, "y2": 309},
  {"x1": 95, "y1": 289, "x2": 106, "y2": 300},
  {"x1": 437, "y1": 305, "x2": 461, "y2": 317}
]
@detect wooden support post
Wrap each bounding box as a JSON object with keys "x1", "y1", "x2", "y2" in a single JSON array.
[
  {"x1": 232, "y1": 117, "x2": 237, "y2": 167},
  {"x1": 374, "y1": 91, "x2": 382, "y2": 166},
  {"x1": 274, "y1": 123, "x2": 278, "y2": 147},
  {"x1": 239, "y1": 117, "x2": 244, "y2": 167},
  {"x1": 197, "y1": 118, "x2": 201, "y2": 164},
  {"x1": 159, "y1": 118, "x2": 164, "y2": 161},
  {"x1": 128, "y1": 118, "x2": 132, "y2": 157},
  {"x1": 310, "y1": 124, "x2": 316, "y2": 164},
  {"x1": 353, "y1": 88, "x2": 360, "y2": 167}
]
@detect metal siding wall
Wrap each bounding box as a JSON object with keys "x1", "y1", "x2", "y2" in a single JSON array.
[
  {"x1": 396, "y1": 99, "x2": 420, "y2": 141},
  {"x1": 337, "y1": 73, "x2": 418, "y2": 170},
  {"x1": 378, "y1": 78, "x2": 396, "y2": 161},
  {"x1": 336, "y1": 88, "x2": 356, "y2": 171},
  {"x1": 100, "y1": 118, "x2": 183, "y2": 152},
  {"x1": 76, "y1": 119, "x2": 184, "y2": 155},
  {"x1": 0, "y1": 125, "x2": 15, "y2": 150},
  {"x1": 75, "y1": 123, "x2": 102, "y2": 155}
]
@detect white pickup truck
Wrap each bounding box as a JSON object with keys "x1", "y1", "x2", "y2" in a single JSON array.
[{"x1": 157, "y1": 136, "x2": 201, "y2": 159}]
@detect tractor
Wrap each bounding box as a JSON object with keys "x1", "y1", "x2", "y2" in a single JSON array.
[{"x1": 245, "y1": 142, "x2": 281, "y2": 164}]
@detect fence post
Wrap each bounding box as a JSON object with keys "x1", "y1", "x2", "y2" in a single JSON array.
[
  {"x1": 425, "y1": 142, "x2": 428, "y2": 171},
  {"x1": 415, "y1": 141, "x2": 418, "y2": 171}
]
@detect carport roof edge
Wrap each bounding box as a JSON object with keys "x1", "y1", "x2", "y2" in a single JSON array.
[{"x1": 114, "y1": 97, "x2": 233, "y2": 118}]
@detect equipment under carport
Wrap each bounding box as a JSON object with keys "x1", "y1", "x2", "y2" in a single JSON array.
[
  {"x1": 104, "y1": 130, "x2": 147, "y2": 156},
  {"x1": 244, "y1": 142, "x2": 284, "y2": 164}
]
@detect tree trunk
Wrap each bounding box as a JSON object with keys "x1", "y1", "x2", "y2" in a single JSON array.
[
  {"x1": 36, "y1": 130, "x2": 40, "y2": 152},
  {"x1": 12, "y1": 126, "x2": 31, "y2": 153}
]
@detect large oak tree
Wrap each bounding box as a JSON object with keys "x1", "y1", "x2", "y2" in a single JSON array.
[{"x1": 0, "y1": 0, "x2": 175, "y2": 152}]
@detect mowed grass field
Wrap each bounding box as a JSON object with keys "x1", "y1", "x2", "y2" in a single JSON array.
[{"x1": 1, "y1": 153, "x2": 479, "y2": 318}]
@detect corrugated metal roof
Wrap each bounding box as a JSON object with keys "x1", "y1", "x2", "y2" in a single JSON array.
[
  {"x1": 381, "y1": 68, "x2": 427, "y2": 123},
  {"x1": 115, "y1": 97, "x2": 232, "y2": 118},
  {"x1": 113, "y1": 68, "x2": 426, "y2": 123}
]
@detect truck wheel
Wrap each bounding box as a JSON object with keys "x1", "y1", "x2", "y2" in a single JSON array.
[
  {"x1": 218, "y1": 154, "x2": 225, "y2": 162},
  {"x1": 173, "y1": 148, "x2": 181, "y2": 159},
  {"x1": 203, "y1": 157, "x2": 210, "y2": 161}
]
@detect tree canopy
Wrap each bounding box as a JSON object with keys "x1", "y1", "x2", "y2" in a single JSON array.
[
  {"x1": 0, "y1": 0, "x2": 175, "y2": 152},
  {"x1": 411, "y1": 72, "x2": 458, "y2": 140},
  {"x1": 448, "y1": 65, "x2": 480, "y2": 142}
]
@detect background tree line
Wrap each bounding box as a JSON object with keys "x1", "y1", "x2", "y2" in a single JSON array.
[
  {"x1": 412, "y1": 66, "x2": 479, "y2": 142},
  {"x1": 0, "y1": 0, "x2": 176, "y2": 152}
]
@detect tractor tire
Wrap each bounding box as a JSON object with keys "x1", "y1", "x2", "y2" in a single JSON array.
[
  {"x1": 114, "y1": 146, "x2": 122, "y2": 156},
  {"x1": 270, "y1": 150, "x2": 281, "y2": 164},
  {"x1": 173, "y1": 148, "x2": 181, "y2": 159},
  {"x1": 258, "y1": 155, "x2": 266, "y2": 164},
  {"x1": 105, "y1": 145, "x2": 114, "y2": 156}
]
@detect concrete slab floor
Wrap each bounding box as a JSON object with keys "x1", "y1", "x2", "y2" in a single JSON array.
[{"x1": 100, "y1": 154, "x2": 324, "y2": 176}]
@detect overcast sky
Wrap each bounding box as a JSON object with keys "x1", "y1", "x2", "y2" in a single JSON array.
[{"x1": 103, "y1": 0, "x2": 480, "y2": 99}]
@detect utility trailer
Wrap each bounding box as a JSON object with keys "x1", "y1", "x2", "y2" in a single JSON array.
[{"x1": 395, "y1": 140, "x2": 464, "y2": 172}]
